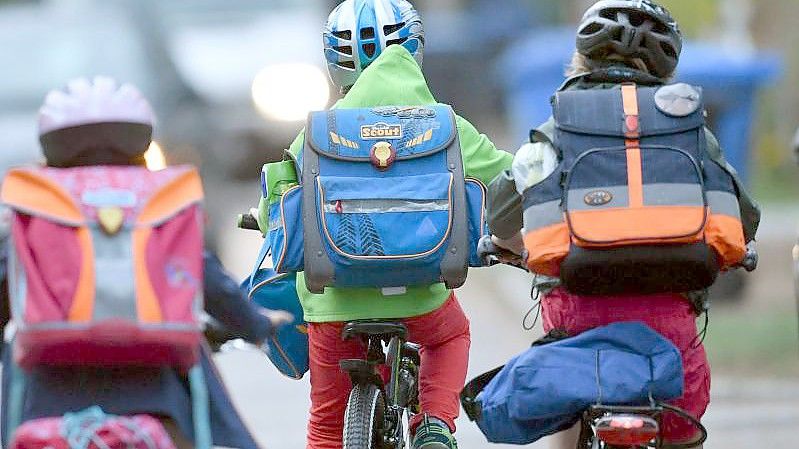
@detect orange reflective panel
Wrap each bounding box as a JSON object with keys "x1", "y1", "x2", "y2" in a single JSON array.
[
  {"x1": 67, "y1": 226, "x2": 95, "y2": 322},
  {"x1": 138, "y1": 169, "x2": 204, "y2": 225},
  {"x1": 524, "y1": 223, "x2": 570, "y2": 276}
]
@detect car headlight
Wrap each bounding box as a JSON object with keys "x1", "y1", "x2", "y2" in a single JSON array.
[{"x1": 252, "y1": 63, "x2": 331, "y2": 122}]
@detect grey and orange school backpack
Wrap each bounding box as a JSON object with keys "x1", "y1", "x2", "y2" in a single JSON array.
[
  {"x1": 1, "y1": 165, "x2": 204, "y2": 371},
  {"x1": 522, "y1": 83, "x2": 747, "y2": 295}
]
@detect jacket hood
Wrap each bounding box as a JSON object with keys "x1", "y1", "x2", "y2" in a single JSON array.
[{"x1": 337, "y1": 44, "x2": 437, "y2": 108}]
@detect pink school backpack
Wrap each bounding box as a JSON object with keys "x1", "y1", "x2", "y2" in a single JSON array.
[{"x1": 1, "y1": 165, "x2": 204, "y2": 371}]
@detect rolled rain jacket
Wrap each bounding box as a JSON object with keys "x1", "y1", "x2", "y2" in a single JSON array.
[{"x1": 471, "y1": 322, "x2": 683, "y2": 445}]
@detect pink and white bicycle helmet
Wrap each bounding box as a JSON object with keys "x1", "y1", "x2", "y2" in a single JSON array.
[{"x1": 38, "y1": 77, "x2": 156, "y2": 167}]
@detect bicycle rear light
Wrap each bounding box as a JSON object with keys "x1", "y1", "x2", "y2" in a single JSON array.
[{"x1": 596, "y1": 414, "x2": 659, "y2": 446}]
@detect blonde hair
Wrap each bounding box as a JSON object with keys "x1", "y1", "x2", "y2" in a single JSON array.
[{"x1": 565, "y1": 51, "x2": 673, "y2": 80}]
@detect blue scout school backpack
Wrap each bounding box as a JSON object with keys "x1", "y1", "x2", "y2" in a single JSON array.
[{"x1": 269, "y1": 105, "x2": 488, "y2": 294}]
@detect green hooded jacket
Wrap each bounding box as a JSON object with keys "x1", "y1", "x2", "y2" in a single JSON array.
[{"x1": 282, "y1": 45, "x2": 512, "y2": 323}]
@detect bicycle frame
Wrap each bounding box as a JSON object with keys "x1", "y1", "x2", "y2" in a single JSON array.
[{"x1": 341, "y1": 326, "x2": 420, "y2": 449}]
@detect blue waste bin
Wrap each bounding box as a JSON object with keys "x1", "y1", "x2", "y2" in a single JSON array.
[{"x1": 497, "y1": 27, "x2": 782, "y2": 186}]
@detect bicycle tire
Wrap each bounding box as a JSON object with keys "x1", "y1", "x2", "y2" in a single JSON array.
[{"x1": 343, "y1": 384, "x2": 386, "y2": 449}]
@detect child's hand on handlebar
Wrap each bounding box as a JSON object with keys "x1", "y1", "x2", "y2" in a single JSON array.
[
  {"x1": 491, "y1": 232, "x2": 524, "y2": 256},
  {"x1": 477, "y1": 235, "x2": 527, "y2": 270}
]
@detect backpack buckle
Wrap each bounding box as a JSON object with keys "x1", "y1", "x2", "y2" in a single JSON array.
[
  {"x1": 97, "y1": 207, "x2": 124, "y2": 235},
  {"x1": 370, "y1": 141, "x2": 396, "y2": 170}
]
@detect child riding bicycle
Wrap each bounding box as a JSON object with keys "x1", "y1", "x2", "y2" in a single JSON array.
[
  {"x1": 486, "y1": 1, "x2": 759, "y2": 447},
  {"x1": 254, "y1": 1, "x2": 511, "y2": 448},
  {"x1": 0, "y1": 77, "x2": 292, "y2": 449}
]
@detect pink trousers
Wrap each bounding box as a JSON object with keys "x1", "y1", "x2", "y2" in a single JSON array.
[{"x1": 542, "y1": 287, "x2": 711, "y2": 443}]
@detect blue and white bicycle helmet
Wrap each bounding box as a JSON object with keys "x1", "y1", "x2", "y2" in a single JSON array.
[{"x1": 324, "y1": 0, "x2": 424, "y2": 91}]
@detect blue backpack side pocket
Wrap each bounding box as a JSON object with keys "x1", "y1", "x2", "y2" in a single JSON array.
[
  {"x1": 269, "y1": 185, "x2": 304, "y2": 273},
  {"x1": 242, "y1": 239, "x2": 308, "y2": 380},
  {"x1": 466, "y1": 178, "x2": 489, "y2": 267}
]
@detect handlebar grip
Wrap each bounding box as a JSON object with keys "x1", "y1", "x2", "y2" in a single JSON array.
[
  {"x1": 237, "y1": 213, "x2": 260, "y2": 231},
  {"x1": 476, "y1": 235, "x2": 500, "y2": 266}
]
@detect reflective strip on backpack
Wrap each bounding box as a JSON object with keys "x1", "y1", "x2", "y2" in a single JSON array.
[
  {"x1": 322, "y1": 199, "x2": 449, "y2": 214},
  {"x1": 707, "y1": 190, "x2": 741, "y2": 219},
  {"x1": 522, "y1": 200, "x2": 563, "y2": 230},
  {"x1": 91, "y1": 228, "x2": 138, "y2": 322},
  {"x1": 622, "y1": 84, "x2": 644, "y2": 209}
]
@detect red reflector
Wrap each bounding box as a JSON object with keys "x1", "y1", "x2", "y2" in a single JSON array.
[{"x1": 597, "y1": 415, "x2": 658, "y2": 446}]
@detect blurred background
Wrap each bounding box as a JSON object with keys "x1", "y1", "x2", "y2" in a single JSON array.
[{"x1": 1, "y1": 0, "x2": 797, "y2": 447}]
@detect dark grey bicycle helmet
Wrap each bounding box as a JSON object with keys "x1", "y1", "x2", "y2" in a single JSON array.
[{"x1": 576, "y1": 0, "x2": 682, "y2": 79}]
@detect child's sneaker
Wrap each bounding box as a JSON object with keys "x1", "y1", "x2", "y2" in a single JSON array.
[{"x1": 412, "y1": 416, "x2": 457, "y2": 449}]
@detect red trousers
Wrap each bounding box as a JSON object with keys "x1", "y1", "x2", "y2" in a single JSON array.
[
  {"x1": 542, "y1": 288, "x2": 711, "y2": 443},
  {"x1": 306, "y1": 295, "x2": 470, "y2": 449}
]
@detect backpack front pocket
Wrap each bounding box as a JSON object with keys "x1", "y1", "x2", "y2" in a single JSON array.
[
  {"x1": 316, "y1": 173, "x2": 453, "y2": 261},
  {"x1": 565, "y1": 146, "x2": 707, "y2": 247}
]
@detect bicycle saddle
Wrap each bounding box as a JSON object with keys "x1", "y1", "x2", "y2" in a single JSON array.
[{"x1": 342, "y1": 321, "x2": 408, "y2": 341}]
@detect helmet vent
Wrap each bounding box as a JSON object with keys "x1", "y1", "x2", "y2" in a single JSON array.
[
  {"x1": 383, "y1": 22, "x2": 405, "y2": 35},
  {"x1": 360, "y1": 27, "x2": 375, "y2": 39},
  {"x1": 332, "y1": 30, "x2": 352, "y2": 40},
  {"x1": 652, "y1": 21, "x2": 669, "y2": 34},
  {"x1": 600, "y1": 9, "x2": 618, "y2": 20},
  {"x1": 338, "y1": 61, "x2": 356, "y2": 70},
  {"x1": 627, "y1": 10, "x2": 649, "y2": 26},
  {"x1": 363, "y1": 43, "x2": 376, "y2": 57},
  {"x1": 660, "y1": 41, "x2": 678, "y2": 58},
  {"x1": 386, "y1": 37, "x2": 408, "y2": 47},
  {"x1": 335, "y1": 45, "x2": 353, "y2": 56},
  {"x1": 580, "y1": 23, "x2": 603, "y2": 36}
]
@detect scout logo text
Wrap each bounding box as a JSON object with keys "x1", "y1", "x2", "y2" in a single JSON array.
[{"x1": 360, "y1": 122, "x2": 403, "y2": 140}]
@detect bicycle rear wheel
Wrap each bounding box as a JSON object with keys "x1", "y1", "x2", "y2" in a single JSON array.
[{"x1": 343, "y1": 384, "x2": 386, "y2": 449}]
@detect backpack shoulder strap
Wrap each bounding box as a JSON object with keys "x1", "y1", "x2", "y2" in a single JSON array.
[{"x1": 247, "y1": 237, "x2": 272, "y2": 291}]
